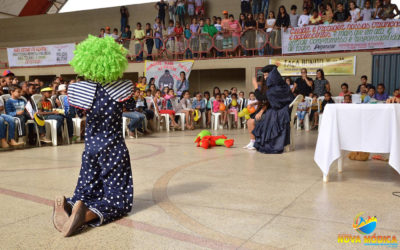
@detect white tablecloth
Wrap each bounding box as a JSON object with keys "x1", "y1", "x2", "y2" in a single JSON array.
[{"x1": 314, "y1": 104, "x2": 400, "y2": 176}]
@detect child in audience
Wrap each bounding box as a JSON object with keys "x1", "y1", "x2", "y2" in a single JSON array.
[
  {"x1": 154, "y1": 89, "x2": 180, "y2": 129},
  {"x1": 0, "y1": 89, "x2": 23, "y2": 148},
  {"x1": 174, "y1": 21, "x2": 184, "y2": 57},
  {"x1": 296, "y1": 96, "x2": 310, "y2": 127},
  {"x1": 123, "y1": 88, "x2": 146, "y2": 136},
  {"x1": 349, "y1": 1, "x2": 361, "y2": 22},
  {"x1": 359, "y1": 84, "x2": 368, "y2": 101},
  {"x1": 339, "y1": 83, "x2": 352, "y2": 96},
  {"x1": 361, "y1": 0, "x2": 375, "y2": 21},
  {"x1": 290, "y1": 5, "x2": 300, "y2": 27},
  {"x1": 145, "y1": 89, "x2": 152, "y2": 98},
  {"x1": 5, "y1": 86, "x2": 30, "y2": 138},
  {"x1": 344, "y1": 94, "x2": 352, "y2": 103},
  {"x1": 167, "y1": 20, "x2": 176, "y2": 55},
  {"x1": 247, "y1": 92, "x2": 258, "y2": 110},
  {"x1": 55, "y1": 84, "x2": 67, "y2": 108},
  {"x1": 36, "y1": 87, "x2": 67, "y2": 141},
  {"x1": 374, "y1": 83, "x2": 389, "y2": 101},
  {"x1": 393, "y1": 89, "x2": 400, "y2": 97},
  {"x1": 192, "y1": 92, "x2": 206, "y2": 125},
  {"x1": 309, "y1": 9, "x2": 322, "y2": 24},
  {"x1": 321, "y1": 91, "x2": 335, "y2": 114},
  {"x1": 363, "y1": 87, "x2": 376, "y2": 103},
  {"x1": 213, "y1": 93, "x2": 227, "y2": 128},
  {"x1": 184, "y1": 24, "x2": 193, "y2": 59},
  {"x1": 177, "y1": 90, "x2": 195, "y2": 130},
  {"x1": 298, "y1": 7, "x2": 310, "y2": 27},
  {"x1": 204, "y1": 91, "x2": 212, "y2": 127},
  {"x1": 228, "y1": 93, "x2": 239, "y2": 128}
]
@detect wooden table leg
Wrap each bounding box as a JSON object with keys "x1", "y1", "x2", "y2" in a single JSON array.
[{"x1": 338, "y1": 150, "x2": 343, "y2": 173}]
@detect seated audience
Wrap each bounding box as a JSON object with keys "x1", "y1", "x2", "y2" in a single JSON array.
[
  {"x1": 192, "y1": 92, "x2": 206, "y2": 124},
  {"x1": 0, "y1": 92, "x2": 23, "y2": 148},
  {"x1": 339, "y1": 83, "x2": 352, "y2": 96},
  {"x1": 36, "y1": 87, "x2": 68, "y2": 142},
  {"x1": 154, "y1": 89, "x2": 180, "y2": 129},
  {"x1": 123, "y1": 88, "x2": 147, "y2": 136},
  {"x1": 356, "y1": 75, "x2": 373, "y2": 93},
  {"x1": 203, "y1": 91, "x2": 212, "y2": 127},
  {"x1": 212, "y1": 93, "x2": 227, "y2": 128},
  {"x1": 374, "y1": 83, "x2": 389, "y2": 101},
  {"x1": 296, "y1": 96, "x2": 310, "y2": 127},
  {"x1": 363, "y1": 86, "x2": 377, "y2": 103},
  {"x1": 5, "y1": 86, "x2": 29, "y2": 138},
  {"x1": 344, "y1": 94, "x2": 352, "y2": 103},
  {"x1": 228, "y1": 93, "x2": 239, "y2": 128},
  {"x1": 177, "y1": 90, "x2": 195, "y2": 130},
  {"x1": 321, "y1": 91, "x2": 335, "y2": 113},
  {"x1": 359, "y1": 84, "x2": 368, "y2": 102}
]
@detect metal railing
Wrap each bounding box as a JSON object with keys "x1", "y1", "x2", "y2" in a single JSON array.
[{"x1": 120, "y1": 29, "x2": 283, "y2": 62}]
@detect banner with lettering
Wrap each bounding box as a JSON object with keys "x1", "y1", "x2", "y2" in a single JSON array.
[
  {"x1": 269, "y1": 56, "x2": 356, "y2": 76},
  {"x1": 282, "y1": 20, "x2": 400, "y2": 54},
  {"x1": 144, "y1": 60, "x2": 194, "y2": 90},
  {"x1": 7, "y1": 43, "x2": 75, "y2": 67}
]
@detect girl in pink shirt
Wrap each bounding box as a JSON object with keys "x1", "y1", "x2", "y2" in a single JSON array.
[{"x1": 212, "y1": 93, "x2": 227, "y2": 127}]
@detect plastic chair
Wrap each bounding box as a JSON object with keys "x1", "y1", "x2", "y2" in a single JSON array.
[
  {"x1": 211, "y1": 111, "x2": 222, "y2": 131},
  {"x1": 332, "y1": 96, "x2": 344, "y2": 103},
  {"x1": 285, "y1": 94, "x2": 303, "y2": 152}
]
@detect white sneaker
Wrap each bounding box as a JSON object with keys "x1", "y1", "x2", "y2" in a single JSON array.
[
  {"x1": 247, "y1": 146, "x2": 256, "y2": 150},
  {"x1": 243, "y1": 142, "x2": 252, "y2": 149}
]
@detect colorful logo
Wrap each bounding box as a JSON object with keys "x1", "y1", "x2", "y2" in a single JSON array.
[{"x1": 353, "y1": 212, "x2": 377, "y2": 235}]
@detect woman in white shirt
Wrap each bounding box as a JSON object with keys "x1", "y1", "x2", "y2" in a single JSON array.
[{"x1": 349, "y1": 1, "x2": 361, "y2": 22}]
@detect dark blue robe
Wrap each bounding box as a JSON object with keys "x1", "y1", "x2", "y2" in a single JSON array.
[{"x1": 252, "y1": 68, "x2": 294, "y2": 154}]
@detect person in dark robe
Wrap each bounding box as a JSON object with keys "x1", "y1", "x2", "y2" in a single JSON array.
[{"x1": 251, "y1": 65, "x2": 294, "y2": 154}]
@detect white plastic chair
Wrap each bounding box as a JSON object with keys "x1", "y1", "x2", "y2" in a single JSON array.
[
  {"x1": 332, "y1": 96, "x2": 344, "y2": 103},
  {"x1": 352, "y1": 94, "x2": 362, "y2": 104},
  {"x1": 211, "y1": 111, "x2": 222, "y2": 131},
  {"x1": 285, "y1": 94, "x2": 303, "y2": 152}
]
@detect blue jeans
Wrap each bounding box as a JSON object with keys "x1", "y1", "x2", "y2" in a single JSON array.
[
  {"x1": 261, "y1": 0, "x2": 269, "y2": 15},
  {"x1": 0, "y1": 114, "x2": 15, "y2": 140},
  {"x1": 297, "y1": 111, "x2": 307, "y2": 120},
  {"x1": 185, "y1": 49, "x2": 193, "y2": 59},
  {"x1": 252, "y1": 0, "x2": 261, "y2": 15},
  {"x1": 123, "y1": 112, "x2": 145, "y2": 131},
  {"x1": 39, "y1": 114, "x2": 65, "y2": 135},
  {"x1": 155, "y1": 38, "x2": 163, "y2": 50}
]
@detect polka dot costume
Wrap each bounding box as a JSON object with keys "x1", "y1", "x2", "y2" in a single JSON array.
[{"x1": 67, "y1": 80, "x2": 134, "y2": 226}]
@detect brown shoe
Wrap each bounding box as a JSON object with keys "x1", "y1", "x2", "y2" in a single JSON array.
[
  {"x1": 62, "y1": 201, "x2": 88, "y2": 237},
  {"x1": 53, "y1": 196, "x2": 71, "y2": 232}
]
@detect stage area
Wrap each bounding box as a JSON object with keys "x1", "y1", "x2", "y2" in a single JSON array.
[{"x1": 0, "y1": 130, "x2": 399, "y2": 249}]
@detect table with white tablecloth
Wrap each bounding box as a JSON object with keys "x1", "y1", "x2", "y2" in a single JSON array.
[{"x1": 314, "y1": 104, "x2": 400, "y2": 182}]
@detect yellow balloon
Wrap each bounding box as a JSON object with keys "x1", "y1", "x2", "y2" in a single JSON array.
[
  {"x1": 245, "y1": 114, "x2": 251, "y2": 120},
  {"x1": 232, "y1": 99, "x2": 237, "y2": 106}
]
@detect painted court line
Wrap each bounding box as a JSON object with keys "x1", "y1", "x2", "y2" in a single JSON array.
[{"x1": 0, "y1": 187, "x2": 237, "y2": 250}]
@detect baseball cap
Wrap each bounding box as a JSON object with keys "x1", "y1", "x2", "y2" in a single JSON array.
[
  {"x1": 57, "y1": 84, "x2": 67, "y2": 92},
  {"x1": 2, "y1": 70, "x2": 14, "y2": 77},
  {"x1": 222, "y1": 10, "x2": 228, "y2": 14},
  {"x1": 40, "y1": 87, "x2": 53, "y2": 92}
]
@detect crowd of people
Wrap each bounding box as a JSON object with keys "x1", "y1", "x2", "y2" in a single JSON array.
[
  {"x1": 97, "y1": 0, "x2": 399, "y2": 60},
  {"x1": 1, "y1": 68, "x2": 399, "y2": 150},
  {"x1": 288, "y1": 68, "x2": 400, "y2": 129}
]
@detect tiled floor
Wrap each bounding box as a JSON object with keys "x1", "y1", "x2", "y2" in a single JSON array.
[{"x1": 0, "y1": 129, "x2": 399, "y2": 250}]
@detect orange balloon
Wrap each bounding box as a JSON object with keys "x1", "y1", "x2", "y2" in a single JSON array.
[
  {"x1": 219, "y1": 103, "x2": 226, "y2": 111},
  {"x1": 247, "y1": 105, "x2": 256, "y2": 114}
]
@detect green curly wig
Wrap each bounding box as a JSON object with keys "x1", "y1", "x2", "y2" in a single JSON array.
[{"x1": 69, "y1": 35, "x2": 128, "y2": 84}]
